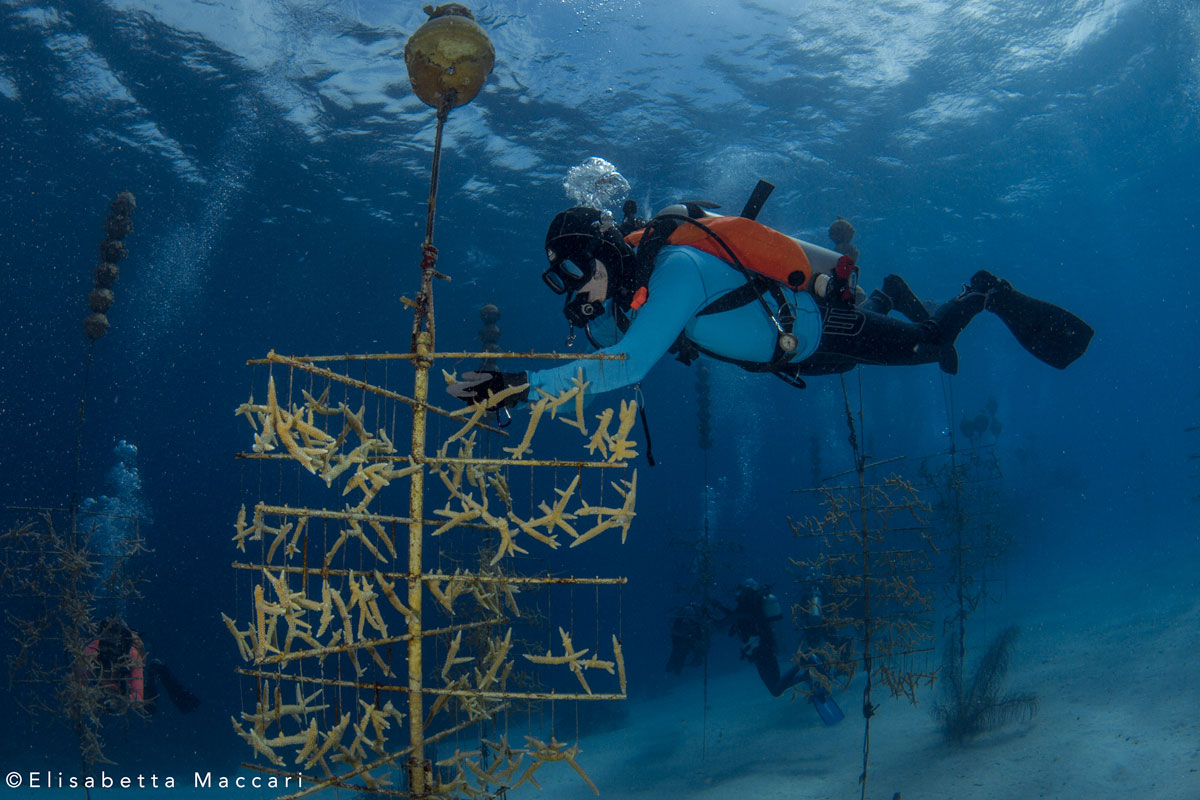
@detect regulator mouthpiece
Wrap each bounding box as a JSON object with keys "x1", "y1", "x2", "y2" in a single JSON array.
[{"x1": 404, "y1": 4, "x2": 495, "y2": 109}]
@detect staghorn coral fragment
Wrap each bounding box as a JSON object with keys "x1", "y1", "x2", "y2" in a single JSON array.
[
  {"x1": 268, "y1": 377, "x2": 318, "y2": 474},
  {"x1": 532, "y1": 385, "x2": 578, "y2": 424},
  {"x1": 222, "y1": 613, "x2": 253, "y2": 662},
  {"x1": 348, "y1": 574, "x2": 388, "y2": 639},
  {"x1": 585, "y1": 408, "x2": 614, "y2": 458},
  {"x1": 500, "y1": 576, "x2": 522, "y2": 617},
  {"x1": 253, "y1": 585, "x2": 268, "y2": 661},
  {"x1": 581, "y1": 654, "x2": 615, "y2": 674},
  {"x1": 450, "y1": 380, "x2": 530, "y2": 418},
  {"x1": 300, "y1": 385, "x2": 332, "y2": 414},
  {"x1": 568, "y1": 516, "x2": 621, "y2": 549},
  {"x1": 266, "y1": 516, "x2": 303, "y2": 562},
  {"x1": 523, "y1": 627, "x2": 611, "y2": 695},
  {"x1": 516, "y1": 736, "x2": 598, "y2": 796},
  {"x1": 232, "y1": 717, "x2": 284, "y2": 766},
  {"x1": 381, "y1": 699, "x2": 404, "y2": 728},
  {"x1": 324, "y1": 517, "x2": 388, "y2": 566},
  {"x1": 231, "y1": 505, "x2": 251, "y2": 551},
  {"x1": 431, "y1": 503, "x2": 481, "y2": 537},
  {"x1": 481, "y1": 735, "x2": 528, "y2": 785},
  {"x1": 363, "y1": 643, "x2": 393, "y2": 676},
  {"x1": 357, "y1": 698, "x2": 394, "y2": 750},
  {"x1": 613, "y1": 635, "x2": 626, "y2": 695},
  {"x1": 330, "y1": 581, "x2": 354, "y2": 645},
  {"x1": 607, "y1": 399, "x2": 639, "y2": 461},
  {"x1": 264, "y1": 569, "x2": 321, "y2": 614},
  {"x1": 342, "y1": 403, "x2": 368, "y2": 441},
  {"x1": 373, "y1": 570, "x2": 417, "y2": 622},
  {"x1": 488, "y1": 473, "x2": 512, "y2": 509},
  {"x1": 291, "y1": 405, "x2": 336, "y2": 447},
  {"x1": 612, "y1": 471, "x2": 639, "y2": 543},
  {"x1": 567, "y1": 471, "x2": 636, "y2": 546},
  {"x1": 264, "y1": 728, "x2": 312, "y2": 749},
  {"x1": 441, "y1": 630, "x2": 475, "y2": 681},
  {"x1": 507, "y1": 511, "x2": 559, "y2": 549},
  {"x1": 557, "y1": 371, "x2": 591, "y2": 435},
  {"x1": 502, "y1": 396, "x2": 549, "y2": 460},
  {"x1": 426, "y1": 572, "x2": 469, "y2": 615},
  {"x1": 303, "y1": 712, "x2": 351, "y2": 770},
  {"x1": 427, "y1": 675, "x2": 469, "y2": 723},
  {"x1": 348, "y1": 517, "x2": 388, "y2": 561},
  {"x1": 291, "y1": 719, "x2": 321, "y2": 766},
  {"x1": 241, "y1": 685, "x2": 327, "y2": 731},
  {"x1": 363, "y1": 516, "x2": 396, "y2": 558},
  {"x1": 445, "y1": 402, "x2": 489, "y2": 445},
  {"x1": 316, "y1": 581, "x2": 334, "y2": 638},
  {"x1": 489, "y1": 517, "x2": 528, "y2": 564},
  {"x1": 528, "y1": 474, "x2": 579, "y2": 539},
  {"x1": 235, "y1": 395, "x2": 262, "y2": 431},
  {"x1": 474, "y1": 628, "x2": 513, "y2": 692}
]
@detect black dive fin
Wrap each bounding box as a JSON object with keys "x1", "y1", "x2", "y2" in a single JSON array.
[
  {"x1": 938, "y1": 345, "x2": 959, "y2": 375},
  {"x1": 740, "y1": 180, "x2": 774, "y2": 220},
  {"x1": 882, "y1": 273, "x2": 931, "y2": 323},
  {"x1": 980, "y1": 274, "x2": 1094, "y2": 369},
  {"x1": 150, "y1": 662, "x2": 200, "y2": 713},
  {"x1": 810, "y1": 686, "x2": 845, "y2": 725}
]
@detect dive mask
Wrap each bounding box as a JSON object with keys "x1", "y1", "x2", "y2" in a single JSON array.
[{"x1": 542, "y1": 248, "x2": 592, "y2": 295}]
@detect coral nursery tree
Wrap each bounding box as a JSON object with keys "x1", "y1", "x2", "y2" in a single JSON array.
[
  {"x1": 789, "y1": 376, "x2": 938, "y2": 800},
  {"x1": 920, "y1": 402, "x2": 1036, "y2": 744}
]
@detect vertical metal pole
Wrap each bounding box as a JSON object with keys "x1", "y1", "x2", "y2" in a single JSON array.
[
  {"x1": 406, "y1": 330, "x2": 431, "y2": 797},
  {"x1": 406, "y1": 96, "x2": 450, "y2": 800}
]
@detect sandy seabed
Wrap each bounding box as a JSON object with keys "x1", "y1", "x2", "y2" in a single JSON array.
[
  {"x1": 7, "y1": 563, "x2": 1198, "y2": 800},
  {"x1": 532, "y1": 568, "x2": 1200, "y2": 800}
]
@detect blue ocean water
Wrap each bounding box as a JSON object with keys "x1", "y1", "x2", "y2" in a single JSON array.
[{"x1": 1, "y1": 0, "x2": 1197, "y2": 794}]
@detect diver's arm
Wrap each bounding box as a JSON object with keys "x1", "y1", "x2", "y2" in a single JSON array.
[{"x1": 526, "y1": 248, "x2": 709, "y2": 400}]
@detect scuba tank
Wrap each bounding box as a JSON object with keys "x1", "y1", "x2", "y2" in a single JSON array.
[{"x1": 761, "y1": 590, "x2": 783, "y2": 622}]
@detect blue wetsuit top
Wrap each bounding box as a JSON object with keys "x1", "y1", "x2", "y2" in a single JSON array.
[{"x1": 528, "y1": 246, "x2": 822, "y2": 400}]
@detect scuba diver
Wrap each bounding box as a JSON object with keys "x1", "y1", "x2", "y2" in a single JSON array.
[
  {"x1": 83, "y1": 616, "x2": 200, "y2": 716},
  {"x1": 447, "y1": 182, "x2": 1094, "y2": 410},
  {"x1": 665, "y1": 580, "x2": 844, "y2": 724},
  {"x1": 665, "y1": 600, "x2": 713, "y2": 675}
]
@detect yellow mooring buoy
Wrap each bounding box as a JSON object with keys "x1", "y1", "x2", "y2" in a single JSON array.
[{"x1": 404, "y1": 4, "x2": 495, "y2": 110}]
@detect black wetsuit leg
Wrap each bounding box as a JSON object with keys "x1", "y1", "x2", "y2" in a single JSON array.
[
  {"x1": 751, "y1": 646, "x2": 785, "y2": 696},
  {"x1": 796, "y1": 306, "x2": 935, "y2": 374},
  {"x1": 751, "y1": 645, "x2": 807, "y2": 697},
  {"x1": 797, "y1": 291, "x2": 986, "y2": 375}
]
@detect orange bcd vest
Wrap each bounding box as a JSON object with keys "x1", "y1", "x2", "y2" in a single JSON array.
[
  {"x1": 85, "y1": 637, "x2": 146, "y2": 703},
  {"x1": 625, "y1": 214, "x2": 813, "y2": 291}
]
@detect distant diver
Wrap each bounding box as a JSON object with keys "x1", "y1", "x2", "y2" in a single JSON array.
[
  {"x1": 447, "y1": 182, "x2": 1093, "y2": 409},
  {"x1": 665, "y1": 579, "x2": 844, "y2": 725},
  {"x1": 83, "y1": 616, "x2": 200, "y2": 716},
  {"x1": 665, "y1": 600, "x2": 711, "y2": 675}
]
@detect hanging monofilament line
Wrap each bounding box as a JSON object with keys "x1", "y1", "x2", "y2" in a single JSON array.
[
  {"x1": 940, "y1": 374, "x2": 968, "y2": 673},
  {"x1": 839, "y1": 371, "x2": 874, "y2": 800},
  {"x1": 701, "y1": 447, "x2": 711, "y2": 760},
  {"x1": 695, "y1": 362, "x2": 714, "y2": 758},
  {"x1": 69, "y1": 343, "x2": 96, "y2": 541},
  {"x1": 69, "y1": 344, "x2": 95, "y2": 795}
]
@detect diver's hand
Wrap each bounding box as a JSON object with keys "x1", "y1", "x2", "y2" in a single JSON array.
[
  {"x1": 740, "y1": 635, "x2": 761, "y2": 660},
  {"x1": 447, "y1": 371, "x2": 530, "y2": 408}
]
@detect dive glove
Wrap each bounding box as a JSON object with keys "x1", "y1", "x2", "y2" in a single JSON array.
[{"x1": 447, "y1": 370, "x2": 530, "y2": 409}]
